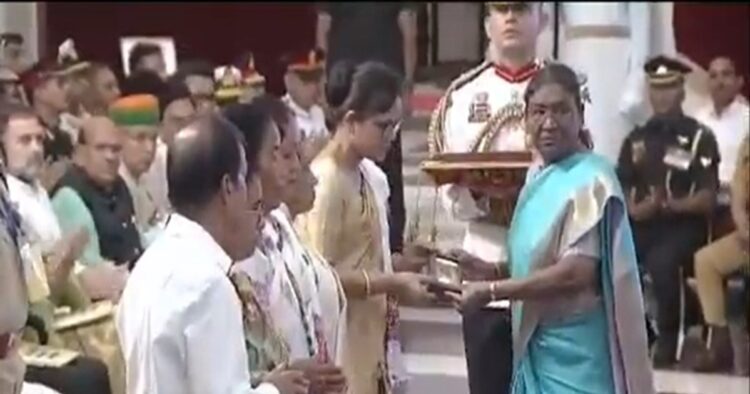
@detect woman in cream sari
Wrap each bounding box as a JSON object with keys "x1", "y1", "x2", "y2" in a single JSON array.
[
  {"x1": 450, "y1": 64, "x2": 654, "y2": 394},
  {"x1": 296, "y1": 61, "x2": 435, "y2": 394}
]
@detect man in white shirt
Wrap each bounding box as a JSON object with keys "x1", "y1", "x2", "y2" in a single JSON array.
[
  {"x1": 116, "y1": 114, "x2": 308, "y2": 394},
  {"x1": 281, "y1": 48, "x2": 328, "y2": 158},
  {"x1": 695, "y1": 56, "x2": 749, "y2": 192}
]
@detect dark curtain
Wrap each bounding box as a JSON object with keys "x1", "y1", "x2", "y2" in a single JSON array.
[
  {"x1": 674, "y1": 3, "x2": 750, "y2": 98},
  {"x1": 43, "y1": 2, "x2": 318, "y2": 95}
]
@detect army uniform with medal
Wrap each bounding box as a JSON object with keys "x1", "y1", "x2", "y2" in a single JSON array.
[
  {"x1": 429, "y1": 53, "x2": 544, "y2": 394},
  {"x1": 617, "y1": 56, "x2": 720, "y2": 365}
]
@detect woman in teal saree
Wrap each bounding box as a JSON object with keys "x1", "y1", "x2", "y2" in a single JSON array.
[{"x1": 449, "y1": 64, "x2": 654, "y2": 394}]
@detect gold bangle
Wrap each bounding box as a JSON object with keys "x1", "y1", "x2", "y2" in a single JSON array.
[
  {"x1": 490, "y1": 282, "x2": 498, "y2": 302},
  {"x1": 362, "y1": 270, "x2": 371, "y2": 298}
]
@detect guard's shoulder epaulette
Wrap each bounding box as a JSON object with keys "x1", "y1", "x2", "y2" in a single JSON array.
[
  {"x1": 428, "y1": 61, "x2": 492, "y2": 156},
  {"x1": 446, "y1": 61, "x2": 492, "y2": 94}
]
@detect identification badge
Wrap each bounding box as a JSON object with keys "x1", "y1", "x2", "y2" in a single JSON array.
[
  {"x1": 632, "y1": 140, "x2": 646, "y2": 164},
  {"x1": 468, "y1": 92, "x2": 491, "y2": 123},
  {"x1": 663, "y1": 146, "x2": 692, "y2": 171}
]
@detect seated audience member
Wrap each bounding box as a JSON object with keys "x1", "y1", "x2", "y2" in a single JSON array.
[
  {"x1": 117, "y1": 113, "x2": 308, "y2": 394},
  {"x1": 0, "y1": 67, "x2": 27, "y2": 104},
  {"x1": 0, "y1": 104, "x2": 113, "y2": 394},
  {"x1": 78, "y1": 63, "x2": 121, "y2": 117},
  {"x1": 172, "y1": 59, "x2": 216, "y2": 114},
  {"x1": 110, "y1": 95, "x2": 162, "y2": 244},
  {"x1": 140, "y1": 79, "x2": 196, "y2": 217},
  {"x1": 618, "y1": 55, "x2": 720, "y2": 367},
  {"x1": 695, "y1": 56, "x2": 749, "y2": 196},
  {"x1": 127, "y1": 43, "x2": 167, "y2": 80},
  {"x1": 281, "y1": 48, "x2": 328, "y2": 157},
  {"x1": 1, "y1": 103, "x2": 128, "y2": 393},
  {"x1": 55, "y1": 39, "x2": 94, "y2": 136},
  {"x1": 693, "y1": 134, "x2": 749, "y2": 374},
  {"x1": 1, "y1": 103, "x2": 88, "y2": 304},
  {"x1": 50, "y1": 117, "x2": 142, "y2": 300},
  {"x1": 21, "y1": 61, "x2": 74, "y2": 184},
  {"x1": 1, "y1": 121, "x2": 32, "y2": 394}
]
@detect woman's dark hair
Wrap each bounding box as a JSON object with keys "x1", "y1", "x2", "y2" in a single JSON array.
[
  {"x1": 243, "y1": 94, "x2": 293, "y2": 140},
  {"x1": 222, "y1": 102, "x2": 274, "y2": 175},
  {"x1": 167, "y1": 113, "x2": 247, "y2": 212},
  {"x1": 128, "y1": 43, "x2": 163, "y2": 74},
  {"x1": 523, "y1": 63, "x2": 584, "y2": 115},
  {"x1": 325, "y1": 60, "x2": 402, "y2": 127},
  {"x1": 524, "y1": 63, "x2": 593, "y2": 149}
]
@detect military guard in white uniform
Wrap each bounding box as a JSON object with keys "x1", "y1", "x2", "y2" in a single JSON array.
[{"x1": 428, "y1": 3, "x2": 546, "y2": 393}]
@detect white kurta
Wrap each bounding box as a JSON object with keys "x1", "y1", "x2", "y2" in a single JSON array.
[
  {"x1": 6, "y1": 176, "x2": 61, "y2": 253},
  {"x1": 276, "y1": 205, "x2": 347, "y2": 364},
  {"x1": 119, "y1": 166, "x2": 159, "y2": 234},
  {"x1": 141, "y1": 139, "x2": 171, "y2": 219},
  {"x1": 116, "y1": 213, "x2": 278, "y2": 394},
  {"x1": 553, "y1": 2, "x2": 677, "y2": 163},
  {"x1": 438, "y1": 66, "x2": 533, "y2": 263},
  {"x1": 6, "y1": 175, "x2": 57, "y2": 301},
  {"x1": 235, "y1": 214, "x2": 319, "y2": 360},
  {"x1": 695, "y1": 98, "x2": 750, "y2": 185}
]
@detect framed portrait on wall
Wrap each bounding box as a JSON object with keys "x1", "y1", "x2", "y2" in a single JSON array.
[{"x1": 119, "y1": 36, "x2": 177, "y2": 76}]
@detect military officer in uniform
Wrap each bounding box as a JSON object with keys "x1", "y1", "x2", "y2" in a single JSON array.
[
  {"x1": 617, "y1": 55, "x2": 720, "y2": 368},
  {"x1": 281, "y1": 48, "x2": 328, "y2": 158},
  {"x1": 429, "y1": 2, "x2": 546, "y2": 393}
]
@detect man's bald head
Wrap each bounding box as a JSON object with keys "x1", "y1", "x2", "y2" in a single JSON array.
[
  {"x1": 167, "y1": 113, "x2": 248, "y2": 212},
  {"x1": 79, "y1": 115, "x2": 119, "y2": 145},
  {"x1": 708, "y1": 56, "x2": 744, "y2": 108},
  {"x1": 77, "y1": 115, "x2": 123, "y2": 186}
]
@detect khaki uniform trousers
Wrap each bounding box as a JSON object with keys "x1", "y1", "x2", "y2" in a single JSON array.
[{"x1": 695, "y1": 232, "x2": 750, "y2": 326}]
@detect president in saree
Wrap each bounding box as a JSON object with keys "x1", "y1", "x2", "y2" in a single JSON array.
[{"x1": 449, "y1": 64, "x2": 654, "y2": 394}]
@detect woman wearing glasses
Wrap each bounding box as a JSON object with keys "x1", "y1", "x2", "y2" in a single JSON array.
[{"x1": 296, "y1": 61, "x2": 435, "y2": 394}]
